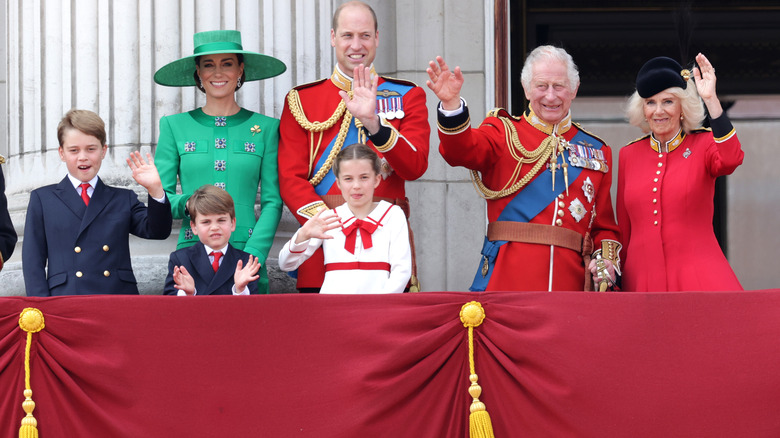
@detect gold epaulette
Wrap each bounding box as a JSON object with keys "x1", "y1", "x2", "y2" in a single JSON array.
[
  {"x1": 571, "y1": 122, "x2": 609, "y2": 146},
  {"x1": 627, "y1": 133, "x2": 652, "y2": 146},
  {"x1": 379, "y1": 75, "x2": 420, "y2": 88},
  {"x1": 290, "y1": 77, "x2": 328, "y2": 92},
  {"x1": 485, "y1": 107, "x2": 518, "y2": 120}
]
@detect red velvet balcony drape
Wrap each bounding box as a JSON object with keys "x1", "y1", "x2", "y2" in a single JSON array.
[{"x1": 2, "y1": 291, "x2": 780, "y2": 437}]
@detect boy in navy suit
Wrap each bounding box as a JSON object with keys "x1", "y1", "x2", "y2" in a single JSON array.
[
  {"x1": 164, "y1": 185, "x2": 261, "y2": 295},
  {"x1": 23, "y1": 109, "x2": 172, "y2": 295}
]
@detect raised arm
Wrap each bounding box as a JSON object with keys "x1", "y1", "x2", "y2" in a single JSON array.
[
  {"x1": 692, "y1": 53, "x2": 723, "y2": 119},
  {"x1": 340, "y1": 65, "x2": 381, "y2": 134},
  {"x1": 426, "y1": 56, "x2": 465, "y2": 110}
]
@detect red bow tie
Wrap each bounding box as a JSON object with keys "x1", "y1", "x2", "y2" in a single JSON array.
[{"x1": 342, "y1": 218, "x2": 379, "y2": 254}]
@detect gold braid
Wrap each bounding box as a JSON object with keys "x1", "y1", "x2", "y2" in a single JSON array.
[
  {"x1": 308, "y1": 110, "x2": 353, "y2": 186},
  {"x1": 470, "y1": 117, "x2": 558, "y2": 200},
  {"x1": 287, "y1": 89, "x2": 354, "y2": 186}
]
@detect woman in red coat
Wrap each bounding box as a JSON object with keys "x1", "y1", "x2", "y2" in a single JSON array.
[{"x1": 617, "y1": 53, "x2": 744, "y2": 291}]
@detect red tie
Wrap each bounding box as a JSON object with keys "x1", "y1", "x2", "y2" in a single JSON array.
[
  {"x1": 342, "y1": 219, "x2": 378, "y2": 254},
  {"x1": 210, "y1": 251, "x2": 222, "y2": 272},
  {"x1": 80, "y1": 183, "x2": 91, "y2": 206}
]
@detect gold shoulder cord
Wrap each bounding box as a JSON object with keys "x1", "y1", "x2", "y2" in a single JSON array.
[
  {"x1": 470, "y1": 116, "x2": 557, "y2": 200},
  {"x1": 287, "y1": 89, "x2": 353, "y2": 186}
]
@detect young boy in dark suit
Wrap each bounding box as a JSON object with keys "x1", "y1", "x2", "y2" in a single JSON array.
[
  {"x1": 164, "y1": 185, "x2": 261, "y2": 295},
  {"x1": 23, "y1": 109, "x2": 172, "y2": 295}
]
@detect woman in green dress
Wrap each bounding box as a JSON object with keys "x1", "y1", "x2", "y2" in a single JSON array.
[{"x1": 154, "y1": 30, "x2": 286, "y2": 293}]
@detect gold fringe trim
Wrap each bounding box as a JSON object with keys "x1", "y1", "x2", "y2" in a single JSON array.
[
  {"x1": 460, "y1": 301, "x2": 495, "y2": 438},
  {"x1": 18, "y1": 308, "x2": 45, "y2": 438}
]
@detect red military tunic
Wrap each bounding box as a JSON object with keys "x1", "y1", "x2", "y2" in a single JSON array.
[
  {"x1": 617, "y1": 115, "x2": 744, "y2": 291},
  {"x1": 438, "y1": 105, "x2": 621, "y2": 291},
  {"x1": 278, "y1": 66, "x2": 429, "y2": 289}
]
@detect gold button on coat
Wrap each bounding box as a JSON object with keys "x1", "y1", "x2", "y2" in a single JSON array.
[
  {"x1": 103, "y1": 271, "x2": 110, "y2": 277},
  {"x1": 74, "y1": 247, "x2": 81, "y2": 253},
  {"x1": 76, "y1": 271, "x2": 83, "y2": 278},
  {"x1": 557, "y1": 210, "x2": 564, "y2": 217},
  {"x1": 556, "y1": 219, "x2": 563, "y2": 226},
  {"x1": 103, "y1": 245, "x2": 110, "y2": 252}
]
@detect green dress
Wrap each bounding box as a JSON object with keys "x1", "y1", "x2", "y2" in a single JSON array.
[{"x1": 156, "y1": 108, "x2": 282, "y2": 293}]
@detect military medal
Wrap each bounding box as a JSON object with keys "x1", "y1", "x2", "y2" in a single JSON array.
[
  {"x1": 582, "y1": 177, "x2": 595, "y2": 203},
  {"x1": 395, "y1": 97, "x2": 405, "y2": 119},
  {"x1": 567, "y1": 141, "x2": 608, "y2": 173},
  {"x1": 376, "y1": 99, "x2": 385, "y2": 119},
  {"x1": 385, "y1": 98, "x2": 396, "y2": 120},
  {"x1": 569, "y1": 198, "x2": 586, "y2": 222},
  {"x1": 380, "y1": 158, "x2": 393, "y2": 179}
]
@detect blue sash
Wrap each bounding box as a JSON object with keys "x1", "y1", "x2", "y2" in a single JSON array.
[
  {"x1": 470, "y1": 128, "x2": 604, "y2": 291},
  {"x1": 312, "y1": 81, "x2": 413, "y2": 195}
]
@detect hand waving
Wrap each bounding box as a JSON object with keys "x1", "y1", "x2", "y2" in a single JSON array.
[
  {"x1": 127, "y1": 151, "x2": 165, "y2": 199},
  {"x1": 234, "y1": 255, "x2": 261, "y2": 294},
  {"x1": 173, "y1": 265, "x2": 196, "y2": 296},
  {"x1": 339, "y1": 65, "x2": 380, "y2": 134},
  {"x1": 297, "y1": 208, "x2": 341, "y2": 243},
  {"x1": 692, "y1": 53, "x2": 723, "y2": 118},
  {"x1": 426, "y1": 56, "x2": 464, "y2": 110}
]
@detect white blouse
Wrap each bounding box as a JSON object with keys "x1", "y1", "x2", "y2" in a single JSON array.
[{"x1": 279, "y1": 201, "x2": 411, "y2": 294}]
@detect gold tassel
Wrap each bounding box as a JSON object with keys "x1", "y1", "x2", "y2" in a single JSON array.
[
  {"x1": 460, "y1": 302, "x2": 495, "y2": 438},
  {"x1": 18, "y1": 308, "x2": 45, "y2": 438}
]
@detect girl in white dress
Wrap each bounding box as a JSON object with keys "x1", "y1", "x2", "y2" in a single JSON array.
[{"x1": 278, "y1": 144, "x2": 412, "y2": 294}]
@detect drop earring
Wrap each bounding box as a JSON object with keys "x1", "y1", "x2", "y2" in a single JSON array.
[{"x1": 236, "y1": 77, "x2": 242, "y2": 89}]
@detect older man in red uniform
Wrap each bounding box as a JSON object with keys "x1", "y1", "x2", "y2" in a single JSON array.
[
  {"x1": 278, "y1": 1, "x2": 429, "y2": 292},
  {"x1": 427, "y1": 46, "x2": 621, "y2": 292}
]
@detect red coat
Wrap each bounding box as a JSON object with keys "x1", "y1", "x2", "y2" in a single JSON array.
[
  {"x1": 438, "y1": 106, "x2": 621, "y2": 291},
  {"x1": 617, "y1": 118, "x2": 744, "y2": 291},
  {"x1": 278, "y1": 68, "x2": 429, "y2": 288}
]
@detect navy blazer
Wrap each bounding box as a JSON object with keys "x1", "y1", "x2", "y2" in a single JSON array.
[
  {"x1": 164, "y1": 242, "x2": 260, "y2": 295},
  {"x1": 0, "y1": 165, "x2": 17, "y2": 270},
  {"x1": 23, "y1": 177, "x2": 172, "y2": 296}
]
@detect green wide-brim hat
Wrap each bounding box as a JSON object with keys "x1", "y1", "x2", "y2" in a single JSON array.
[{"x1": 154, "y1": 30, "x2": 286, "y2": 86}]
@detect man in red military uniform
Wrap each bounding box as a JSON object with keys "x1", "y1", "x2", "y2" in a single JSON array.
[
  {"x1": 279, "y1": 1, "x2": 429, "y2": 292},
  {"x1": 427, "y1": 46, "x2": 621, "y2": 292}
]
